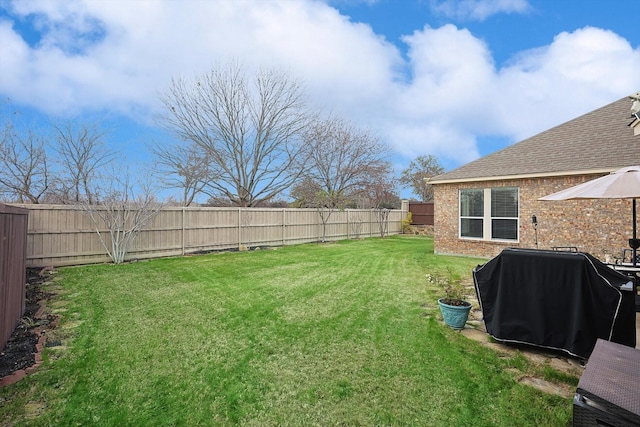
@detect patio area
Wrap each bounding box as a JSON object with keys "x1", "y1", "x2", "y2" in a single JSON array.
[{"x1": 459, "y1": 289, "x2": 640, "y2": 399}]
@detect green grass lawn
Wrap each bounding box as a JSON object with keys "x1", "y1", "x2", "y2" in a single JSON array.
[{"x1": 0, "y1": 236, "x2": 575, "y2": 426}]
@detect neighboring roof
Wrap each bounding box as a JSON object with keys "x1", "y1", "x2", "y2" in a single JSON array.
[{"x1": 430, "y1": 93, "x2": 640, "y2": 184}]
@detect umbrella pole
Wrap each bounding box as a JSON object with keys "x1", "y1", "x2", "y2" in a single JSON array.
[{"x1": 633, "y1": 198, "x2": 637, "y2": 267}]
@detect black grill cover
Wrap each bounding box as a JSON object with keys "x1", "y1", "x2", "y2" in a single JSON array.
[{"x1": 473, "y1": 248, "x2": 636, "y2": 359}]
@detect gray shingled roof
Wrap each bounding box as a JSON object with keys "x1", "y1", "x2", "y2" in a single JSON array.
[{"x1": 430, "y1": 93, "x2": 640, "y2": 183}]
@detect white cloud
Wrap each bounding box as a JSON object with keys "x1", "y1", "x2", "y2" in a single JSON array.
[
  {"x1": 431, "y1": 0, "x2": 531, "y2": 22},
  {"x1": 0, "y1": 0, "x2": 638, "y2": 172},
  {"x1": 493, "y1": 27, "x2": 640, "y2": 140},
  {"x1": 382, "y1": 24, "x2": 497, "y2": 161},
  {"x1": 373, "y1": 23, "x2": 639, "y2": 166},
  {"x1": 397, "y1": 25, "x2": 496, "y2": 122},
  {"x1": 0, "y1": 0, "x2": 402, "y2": 120}
]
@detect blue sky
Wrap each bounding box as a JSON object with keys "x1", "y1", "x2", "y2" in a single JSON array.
[{"x1": 0, "y1": 0, "x2": 639, "y2": 200}]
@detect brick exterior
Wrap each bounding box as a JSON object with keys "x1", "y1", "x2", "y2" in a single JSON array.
[{"x1": 434, "y1": 174, "x2": 634, "y2": 262}]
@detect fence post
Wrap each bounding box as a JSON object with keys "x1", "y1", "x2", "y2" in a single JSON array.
[
  {"x1": 282, "y1": 208, "x2": 286, "y2": 246},
  {"x1": 238, "y1": 208, "x2": 242, "y2": 249},
  {"x1": 370, "y1": 209, "x2": 373, "y2": 237},
  {"x1": 182, "y1": 207, "x2": 186, "y2": 256}
]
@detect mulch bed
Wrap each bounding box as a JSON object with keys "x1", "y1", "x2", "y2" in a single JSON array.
[{"x1": 0, "y1": 268, "x2": 59, "y2": 386}]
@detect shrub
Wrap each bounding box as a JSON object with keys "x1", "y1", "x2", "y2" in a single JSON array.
[{"x1": 401, "y1": 211, "x2": 412, "y2": 233}]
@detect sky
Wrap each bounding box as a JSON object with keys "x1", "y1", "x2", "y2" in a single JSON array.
[{"x1": 0, "y1": 0, "x2": 639, "y2": 200}]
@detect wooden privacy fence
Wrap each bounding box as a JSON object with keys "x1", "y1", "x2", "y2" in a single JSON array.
[
  {"x1": 409, "y1": 201, "x2": 434, "y2": 226},
  {"x1": 17, "y1": 204, "x2": 408, "y2": 267},
  {"x1": 0, "y1": 203, "x2": 28, "y2": 351}
]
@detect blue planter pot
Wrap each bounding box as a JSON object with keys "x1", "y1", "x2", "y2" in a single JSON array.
[{"x1": 438, "y1": 298, "x2": 472, "y2": 330}]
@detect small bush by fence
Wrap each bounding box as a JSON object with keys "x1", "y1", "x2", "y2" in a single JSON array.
[
  {"x1": 0, "y1": 203, "x2": 28, "y2": 351},
  {"x1": 15, "y1": 204, "x2": 409, "y2": 267}
]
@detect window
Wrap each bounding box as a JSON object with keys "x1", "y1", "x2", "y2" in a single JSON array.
[
  {"x1": 460, "y1": 189, "x2": 484, "y2": 238},
  {"x1": 490, "y1": 188, "x2": 518, "y2": 240},
  {"x1": 459, "y1": 187, "x2": 519, "y2": 241}
]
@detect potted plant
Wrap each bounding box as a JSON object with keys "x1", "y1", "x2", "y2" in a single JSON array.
[{"x1": 427, "y1": 269, "x2": 472, "y2": 330}]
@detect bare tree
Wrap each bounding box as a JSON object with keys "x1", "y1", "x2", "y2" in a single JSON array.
[
  {"x1": 293, "y1": 117, "x2": 395, "y2": 241},
  {"x1": 149, "y1": 140, "x2": 214, "y2": 206},
  {"x1": 290, "y1": 177, "x2": 348, "y2": 242},
  {"x1": 364, "y1": 173, "x2": 398, "y2": 238},
  {"x1": 0, "y1": 119, "x2": 50, "y2": 203},
  {"x1": 363, "y1": 172, "x2": 402, "y2": 209},
  {"x1": 315, "y1": 190, "x2": 349, "y2": 243},
  {"x1": 289, "y1": 176, "x2": 323, "y2": 208},
  {"x1": 349, "y1": 213, "x2": 364, "y2": 239},
  {"x1": 399, "y1": 154, "x2": 445, "y2": 201},
  {"x1": 160, "y1": 62, "x2": 314, "y2": 207},
  {"x1": 80, "y1": 169, "x2": 163, "y2": 264},
  {"x1": 374, "y1": 208, "x2": 390, "y2": 238},
  {"x1": 298, "y1": 117, "x2": 394, "y2": 206},
  {"x1": 52, "y1": 121, "x2": 115, "y2": 204},
  {"x1": 203, "y1": 194, "x2": 236, "y2": 207}
]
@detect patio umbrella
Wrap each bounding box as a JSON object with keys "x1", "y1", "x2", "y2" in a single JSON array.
[{"x1": 539, "y1": 165, "x2": 640, "y2": 266}]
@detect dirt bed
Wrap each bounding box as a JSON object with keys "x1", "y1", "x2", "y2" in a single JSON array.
[{"x1": 0, "y1": 269, "x2": 57, "y2": 379}]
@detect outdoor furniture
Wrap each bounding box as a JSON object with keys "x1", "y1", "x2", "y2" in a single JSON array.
[
  {"x1": 622, "y1": 248, "x2": 640, "y2": 265},
  {"x1": 608, "y1": 263, "x2": 640, "y2": 312},
  {"x1": 573, "y1": 339, "x2": 640, "y2": 427},
  {"x1": 473, "y1": 248, "x2": 636, "y2": 359}
]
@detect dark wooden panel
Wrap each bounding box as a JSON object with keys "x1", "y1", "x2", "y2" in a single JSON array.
[
  {"x1": 409, "y1": 202, "x2": 434, "y2": 225},
  {"x1": 0, "y1": 204, "x2": 28, "y2": 351}
]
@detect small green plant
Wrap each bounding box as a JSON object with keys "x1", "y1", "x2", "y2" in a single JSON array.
[
  {"x1": 18, "y1": 316, "x2": 41, "y2": 329},
  {"x1": 401, "y1": 211, "x2": 412, "y2": 233},
  {"x1": 427, "y1": 267, "x2": 468, "y2": 306}
]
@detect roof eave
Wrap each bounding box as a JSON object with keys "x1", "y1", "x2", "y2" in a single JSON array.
[{"x1": 428, "y1": 167, "x2": 621, "y2": 185}]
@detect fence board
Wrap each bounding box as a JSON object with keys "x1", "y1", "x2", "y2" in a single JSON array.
[{"x1": 9, "y1": 205, "x2": 407, "y2": 267}]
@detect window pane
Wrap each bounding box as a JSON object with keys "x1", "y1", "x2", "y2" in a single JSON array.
[
  {"x1": 491, "y1": 188, "x2": 518, "y2": 217},
  {"x1": 461, "y1": 218, "x2": 483, "y2": 238},
  {"x1": 460, "y1": 189, "x2": 484, "y2": 217},
  {"x1": 492, "y1": 219, "x2": 517, "y2": 240}
]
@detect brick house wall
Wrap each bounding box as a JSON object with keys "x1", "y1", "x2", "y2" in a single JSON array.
[{"x1": 434, "y1": 174, "x2": 632, "y2": 262}]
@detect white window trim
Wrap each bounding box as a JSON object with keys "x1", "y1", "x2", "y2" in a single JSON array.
[{"x1": 459, "y1": 187, "x2": 520, "y2": 242}]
